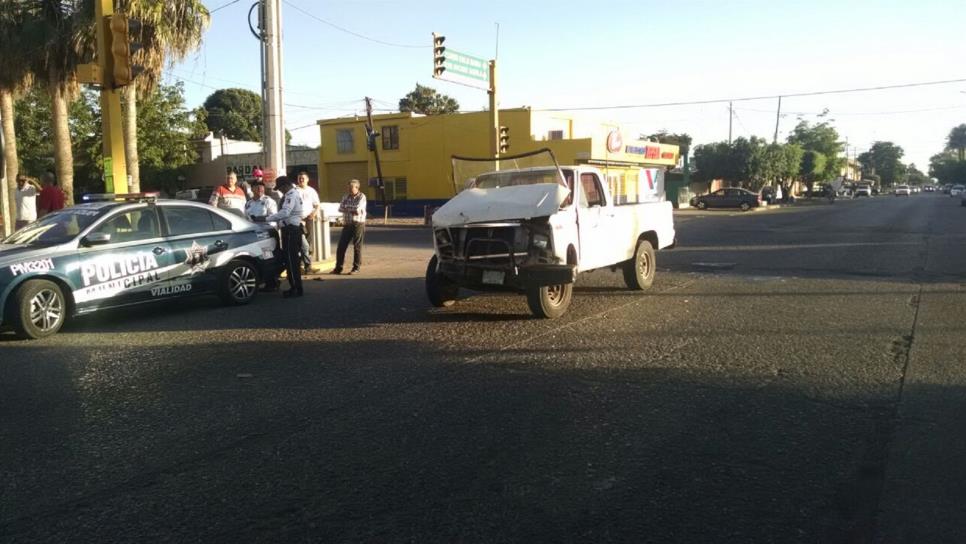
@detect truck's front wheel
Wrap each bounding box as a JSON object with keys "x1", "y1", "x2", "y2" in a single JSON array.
[
  {"x1": 426, "y1": 255, "x2": 458, "y2": 307},
  {"x1": 526, "y1": 283, "x2": 572, "y2": 319},
  {"x1": 623, "y1": 239, "x2": 655, "y2": 290}
]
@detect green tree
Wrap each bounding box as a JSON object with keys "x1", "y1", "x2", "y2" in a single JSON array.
[
  {"x1": 786, "y1": 121, "x2": 844, "y2": 181},
  {"x1": 779, "y1": 143, "x2": 804, "y2": 185},
  {"x1": 203, "y1": 88, "x2": 263, "y2": 141},
  {"x1": 117, "y1": 0, "x2": 210, "y2": 192},
  {"x1": 0, "y1": 0, "x2": 33, "y2": 233},
  {"x1": 398, "y1": 84, "x2": 460, "y2": 115},
  {"x1": 799, "y1": 150, "x2": 827, "y2": 192},
  {"x1": 135, "y1": 82, "x2": 198, "y2": 193},
  {"x1": 929, "y1": 151, "x2": 966, "y2": 185},
  {"x1": 945, "y1": 124, "x2": 966, "y2": 161},
  {"x1": 858, "y1": 141, "x2": 905, "y2": 186}
]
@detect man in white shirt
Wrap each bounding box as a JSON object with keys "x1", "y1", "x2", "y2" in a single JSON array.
[
  {"x1": 296, "y1": 171, "x2": 321, "y2": 273},
  {"x1": 244, "y1": 182, "x2": 278, "y2": 225},
  {"x1": 15, "y1": 175, "x2": 42, "y2": 230}
]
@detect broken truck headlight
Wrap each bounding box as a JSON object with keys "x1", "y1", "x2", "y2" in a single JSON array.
[{"x1": 532, "y1": 234, "x2": 550, "y2": 249}]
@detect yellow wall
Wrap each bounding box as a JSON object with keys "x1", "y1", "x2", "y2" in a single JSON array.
[{"x1": 317, "y1": 108, "x2": 678, "y2": 202}]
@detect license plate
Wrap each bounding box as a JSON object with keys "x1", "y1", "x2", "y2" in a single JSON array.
[{"x1": 481, "y1": 270, "x2": 505, "y2": 285}]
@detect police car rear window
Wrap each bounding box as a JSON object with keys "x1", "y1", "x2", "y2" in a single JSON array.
[{"x1": 164, "y1": 206, "x2": 231, "y2": 236}]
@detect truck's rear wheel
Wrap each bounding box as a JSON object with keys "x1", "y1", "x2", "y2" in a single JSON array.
[
  {"x1": 426, "y1": 255, "x2": 458, "y2": 307},
  {"x1": 623, "y1": 239, "x2": 656, "y2": 290},
  {"x1": 526, "y1": 283, "x2": 572, "y2": 319}
]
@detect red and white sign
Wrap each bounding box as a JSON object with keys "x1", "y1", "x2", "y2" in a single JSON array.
[{"x1": 606, "y1": 130, "x2": 623, "y2": 153}]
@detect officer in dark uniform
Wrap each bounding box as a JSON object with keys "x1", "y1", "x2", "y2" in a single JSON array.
[{"x1": 266, "y1": 175, "x2": 304, "y2": 298}]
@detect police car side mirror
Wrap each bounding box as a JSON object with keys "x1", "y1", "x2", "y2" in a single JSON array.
[{"x1": 82, "y1": 232, "x2": 112, "y2": 247}]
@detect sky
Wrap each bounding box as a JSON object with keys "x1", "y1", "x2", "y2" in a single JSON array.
[{"x1": 168, "y1": 0, "x2": 966, "y2": 170}]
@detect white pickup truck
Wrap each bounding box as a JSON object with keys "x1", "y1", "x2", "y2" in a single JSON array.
[{"x1": 426, "y1": 149, "x2": 676, "y2": 318}]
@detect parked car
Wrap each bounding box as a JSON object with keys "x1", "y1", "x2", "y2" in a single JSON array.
[
  {"x1": 895, "y1": 185, "x2": 911, "y2": 196},
  {"x1": 175, "y1": 186, "x2": 216, "y2": 203},
  {"x1": 427, "y1": 150, "x2": 676, "y2": 319},
  {"x1": 0, "y1": 194, "x2": 278, "y2": 339},
  {"x1": 690, "y1": 188, "x2": 761, "y2": 211},
  {"x1": 951, "y1": 185, "x2": 965, "y2": 197},
  {"x1": 855, "y1": 185, "x2": 872, "y2": 197},
  {"x1": 943, "y1": 184, "x2": 953, "y2": 194}
]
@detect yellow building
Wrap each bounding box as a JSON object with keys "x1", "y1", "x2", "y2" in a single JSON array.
[{"x1": 317, "y1": 108, "x2": 679, "y2": 215}]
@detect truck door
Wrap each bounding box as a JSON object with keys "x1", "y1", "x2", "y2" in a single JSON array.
[{"x1": 576, "y1": 172, "x2": 606, "y2": 271}]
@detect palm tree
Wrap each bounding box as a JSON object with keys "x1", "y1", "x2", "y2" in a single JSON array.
[
  {"x1": 0, "y1": 1, "x2": 33, "y2": 234},
  {"x1": 29, "y1": 0, "x2": 95, "y2": 205},
  {"x1": 947, "y1": 124, "x2": 966, "y2": 161},
  {"x1": 118, "y1": 0, "x2": 209, "y2": 192}
]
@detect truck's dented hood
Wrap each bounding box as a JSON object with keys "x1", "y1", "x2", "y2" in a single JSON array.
[{"x1": 432, "y1": 183, "x2": 570, "y2": 227}]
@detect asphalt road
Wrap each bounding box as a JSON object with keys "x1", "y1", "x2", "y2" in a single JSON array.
[{"x1": 2, "y1": 193, "x2": 965, "y2": 543}]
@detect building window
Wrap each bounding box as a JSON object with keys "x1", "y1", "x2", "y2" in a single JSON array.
[
  {"x1": 336, "y1": 129, "x2": 354, "y2": 154},
  {"x1": 382, "y1": 125, "x2": 399, "y2": 150},
  {"x1": 382, "y1": 177, "x2": 408, "y2": 201},
  {"x1": 548, "y1": 130, "x2": 564, "y2": 140}
]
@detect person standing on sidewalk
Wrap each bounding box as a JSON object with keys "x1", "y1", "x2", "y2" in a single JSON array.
[
  {"x1": 14, "y1": 175, "x2": 42, "y2": 229},
  {"x1": 266, "y1": 176, "x2": 304, "y2": 298},
  {"x1": 208, "y1": 171, "x2": 247, "y2": 216},
  {"x1": 331, "y1": 179, "x2": 366, "y2": 275},
  {"x1": 296, "y1": 171, "x2": 321, "y2": 274},
  {"x1": 37, "y1": 171, "x2": 66, "y2": 217}
]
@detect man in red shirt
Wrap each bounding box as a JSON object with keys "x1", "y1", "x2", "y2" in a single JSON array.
[
  {"x1": 38, "y1": 171, "x2": 67, "y2": 217},
  {"x1": 208, "y1": 171, "x2": 247, "y2": 215}
]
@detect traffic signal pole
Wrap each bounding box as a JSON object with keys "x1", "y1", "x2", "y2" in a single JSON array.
[
  {"x1": 94, "y1": 0, "x2": 127, "y2": 193},
  {"x1": 489, "y1": 60, "x2": 498, "y2": 159},
  {"x1": 262, "y1": 0, "x2": 286, "y2": 183}
]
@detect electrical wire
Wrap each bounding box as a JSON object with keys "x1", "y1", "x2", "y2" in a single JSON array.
[
  {"x1": 735, "y1": 104, "x2": 966, "y2": 116},
  {"x1": 282, "y1": 0, "x2": 429, "y2": 49},
  {"x1": 533, "y1": 77, "x2": 966, "y2": 112},
  {"x1": 208, "y1": 0, "x2": 243, "y2": 14}
]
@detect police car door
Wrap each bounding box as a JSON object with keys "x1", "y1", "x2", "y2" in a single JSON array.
[
  {"x1": 73, "y1": 206, "x2": 174, "y2": 310},
  {"x1": 159, "y1": 205, "x2": 237, "y2": 293}
]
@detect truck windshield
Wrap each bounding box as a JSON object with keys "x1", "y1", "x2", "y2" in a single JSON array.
[
  {"x1": 3, "y1": 208, "x2": 103, "y2": 246},
  {"x1": 474, "y1": 170, "x2": 565, "y2": 189}
]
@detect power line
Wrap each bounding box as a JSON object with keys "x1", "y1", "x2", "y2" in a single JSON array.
[
  {"x1": 736, "y1": 104, "x2": 966, "y2": 117},
  {"x1": 209, "y1": 0, "x2": 243, "y2": 14},
  {"x1": 533, "y1": 77, "x2": 966, "y2": 112},
  {"x1": 282, "y1": 0, "x2": 429, "y2": 49}
]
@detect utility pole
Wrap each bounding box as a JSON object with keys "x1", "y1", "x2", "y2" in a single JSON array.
[
  {"x1": 773, "y1": 96, "x2": 782, "y2": 144},
  {"x1": 94, "y1": 0, "x2": 127, "y2": 192},
  {"x1": 728, "y1": 101, "x2": 733, "y2": 144},
  {"x1": 261, "y1": 0, "x2": 286, "y2": 183},
  {"x1": 364, "y1": 97, "x2": 387, "y2": 209},
  {"x1": 489, "y1": 60, "x2": 499, "y2": 158}
]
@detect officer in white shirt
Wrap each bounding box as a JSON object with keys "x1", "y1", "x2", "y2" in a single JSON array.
[
  {"x1": 244, "y1": 182, "x2": 278, "y2": 225},
  {"x1": 266, "y1": 176, "x2": 304, "y2": 298},
  {"x1": 296, "y1": 171, "x2": 321, "y2": 273}
]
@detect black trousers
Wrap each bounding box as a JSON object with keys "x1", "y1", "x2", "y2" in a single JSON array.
[
  {"x1": 281, "y1": 224, "x2": 303, "y2": 292},
  {"x1": 336, "y1": 222, "x2": 365, "y2": 270}
]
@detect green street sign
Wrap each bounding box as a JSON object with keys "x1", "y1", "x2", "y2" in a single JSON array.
[{"x1": 442, "y1": 49, "x2": 488, "y2": 82}]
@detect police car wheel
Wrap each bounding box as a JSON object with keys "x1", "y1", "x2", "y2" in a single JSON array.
[
  {"x1": 12, "y1": 280, "x2": 67, "y2": 339},
  {"x1": 219, "y1": 260, "x2": 259, "y2": 305}
]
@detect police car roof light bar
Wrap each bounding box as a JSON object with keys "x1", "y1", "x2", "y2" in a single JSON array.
[{"x1": 82, "y1": 192, "x2": 160, "y2": 202}]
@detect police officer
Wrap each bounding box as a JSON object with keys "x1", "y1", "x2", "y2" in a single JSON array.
[{"x1": 266, "y1": 176, "x2": 304, "y2": 298}]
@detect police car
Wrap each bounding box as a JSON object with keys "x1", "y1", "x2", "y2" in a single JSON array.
[{"x1": 0, "y1": 193, "x2": 278, "y2": 339}]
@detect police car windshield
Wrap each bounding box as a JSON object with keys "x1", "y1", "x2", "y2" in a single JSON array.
[{"x1": 3, "y1": 208, "x2": 103, "y2": 246}]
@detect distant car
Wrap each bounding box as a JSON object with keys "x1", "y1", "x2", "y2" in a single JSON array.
[
  {"x1": 0, "y1": 194, "x2": 278, "y2": 339},
  {"x1": 175, "y1": 186, "x2": 216, "y2": 203},
  {"x1": 923, "y1": 185, "x2": 935, "y2": 193},
  {"x1": 951, "y1": 185, "x2": 965, "y2": 197},
  {"x1": 895, "y1": 185, "x2": 911, "y2": 196},
  {"x1": 855, "y1": 185, "x2": 872, "y2": 197},
  {"x1": 690, "y1": 188, "x2": 761, "y2": 211}
]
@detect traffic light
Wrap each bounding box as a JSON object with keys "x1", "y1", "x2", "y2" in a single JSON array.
[
  {"x1": 499, "y1": 125, "x2": 510, "y2": 153},
  {"x1": 432, "y1": 33, "x2": 446, "y2": 78},
  {"x1": 109, "y1": 14, "x2": 142, "y2": 88}
]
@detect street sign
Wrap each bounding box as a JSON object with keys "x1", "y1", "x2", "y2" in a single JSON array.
[{"x1": 435, "y1": 48, "x2": 490, "y2": 91}]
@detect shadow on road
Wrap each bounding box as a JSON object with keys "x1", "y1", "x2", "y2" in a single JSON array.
[{"x1": 3, "y1": 335, "x2": 958, "y2": 542}]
